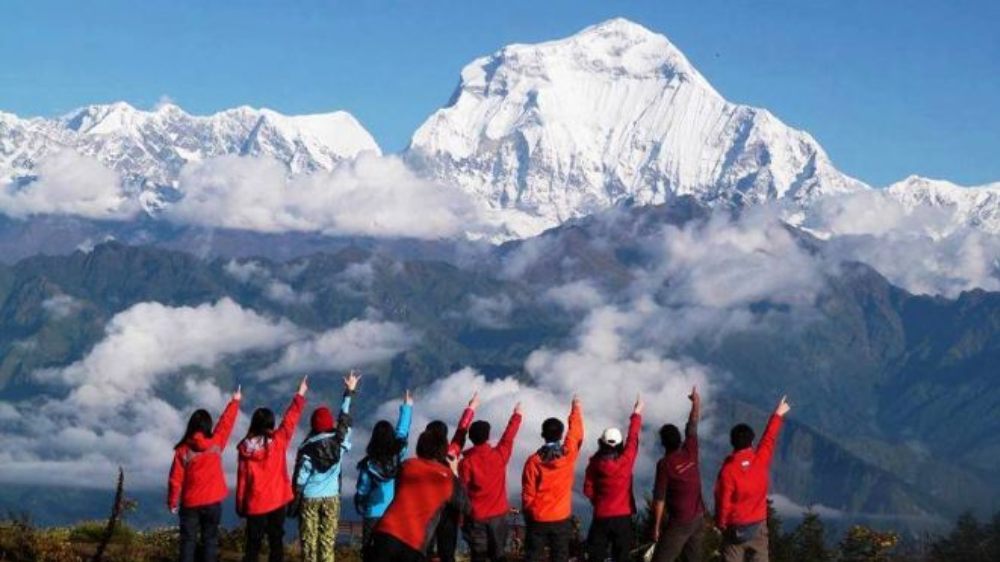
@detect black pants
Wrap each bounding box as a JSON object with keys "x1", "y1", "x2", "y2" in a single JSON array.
[
  {"x1": 362, "y1": 517, "x2": 379, "y2": 550},
  {"x1": 524, "y1": 518, "x2": 572, "y2": 562},
  {"x1": 364, "y1": 532, "x2": 424, "y2": 562},
  {"x1": 652, "y1": 517, "x2": 704, "y2": 562},
  {"x1": 587, "y1": 515, "x2": 633, "y2": 562},
  {"x1": 179, "y1": 502, "x2": 222, "y2": 562},
  {"x1": 463, "y1": 514, "x2": 510, "y2": 562},
  {"x1": 243, "y1": 505, "x2": 287, "y2": 562},
  {"x1": 435, "y1": 505, "x2": 459, "y2": 562}
]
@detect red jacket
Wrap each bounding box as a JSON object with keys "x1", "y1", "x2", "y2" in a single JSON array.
[
  {"x1": 167, "y1": 398, "x2": 241, "y2": 510},
  {"x1": 714, "y1": 414, "x2": 784, "y2": 529},
  {"x1": 653, "y1": 420, "x2": 704, "y2": 525},
  {"x1": 583, "y1": 413, "x2": 641, "y2": 519},
  {"x1": 522, "y1": 401, "x2": 584, "y2": 523},
  {"x1": 448, "y1": 407, "x2": 475, "y2": 459},
  {"x1": 459, "y1": 412, "x2": 522, "y2": 521},
  {"x1": 236, "y1": 394, "x2": 305, "y2": 516},
  {"x1": 374, "y1": 457, "x2": 471, "y2": 554}
]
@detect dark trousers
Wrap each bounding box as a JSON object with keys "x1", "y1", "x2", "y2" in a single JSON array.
[
  {"x1": 524, "y1": 518, "x2": 572, "y2": 562},
  {"x1": 652, "y1": 518, "x2": 704, "y2": 562},
  {"x1": 463, "y1": 514, "x2": 510, "y2": 562},
  {"x1": 243, "y1": 505, "x2": 287, "y2": 562},
  {"x1": 364, "y1": 532, "x2": 424, "y2": 562},
  {"x1": 362, "y1": 517, "x2": 379, "y2": 550},
  {"x1": 179, "y1": 502, "x2": 222, "y2": 562},
  {"x1": 434, "y1": 506, "x2": 459, "y2": 562},
  {"x1": 587, "y1": 515, "x2": 633, "y2": 562}
]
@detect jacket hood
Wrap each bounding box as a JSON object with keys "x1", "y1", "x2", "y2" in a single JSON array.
[
  {"x1": 239, "y1": 434, "x2": 274, "y2": 460},
  {"x1": 184, "y1": 432, "x2": 214, "y2": 452},
  {"x1": 359, "y1": 455, "x2": 400, "y2": 483},
  {"x1": 298, "y1": 431, "x2": 344, "y2": 473},
  {"x1": 537, "y1": 443, "x2": 567, "y2": 463}
]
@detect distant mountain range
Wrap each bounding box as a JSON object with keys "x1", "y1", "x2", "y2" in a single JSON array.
[{"x1": 1, "y1": 19, "x2": 996, "y2": 241}]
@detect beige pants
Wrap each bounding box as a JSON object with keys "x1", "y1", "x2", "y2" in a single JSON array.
[{"x1": 722, "y1": 523, "x2": 768, "y2": 562}]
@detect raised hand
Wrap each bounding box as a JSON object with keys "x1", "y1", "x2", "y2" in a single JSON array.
[
  {"x1": 446, "y1": 454, "x2": 460, "y2": 476},
  {"x1": 514, "y1": 402, "x2": 523, "y2": 416},
  {"x1": 775, "y1": 395, "x2": 791, "y2": 417},
  {"x1": 404, "y1": 389, "x2": 414, "y2": 406},
  {"x1": 344, "y1": 370, "x2": 362, "y2": 392},
  {"x1": 297, "y1": 375, "x2": 309, "y2": 397},
  {"x1": 234, "y1": 384, "x2": 242, "y2": 401},
  {"x1": 633, "y1": 394, "x2": 644, "y2": 415},
  {"x1": 572, "y1": 394, "x2": 581, "y2": 408},
  {"x1": 468, "y1": 391, "x2": 481, "y2": 410},
  {"x1": 689, "y1": 385, "x2": 700, "y2": 406}
]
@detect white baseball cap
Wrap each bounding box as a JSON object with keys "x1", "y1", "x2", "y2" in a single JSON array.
[{"x1": 601, "y1": 427, "x2": 623, "y2": 446}]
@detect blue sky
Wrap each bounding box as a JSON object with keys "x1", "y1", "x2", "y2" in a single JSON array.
[{"x1": 1, "y1": 0, "x2": 997, "y2": 186}]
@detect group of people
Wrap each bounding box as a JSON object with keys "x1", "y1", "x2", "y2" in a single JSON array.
[{"x1": 167, "y1": 371, "x2": 792, "y2": 562}]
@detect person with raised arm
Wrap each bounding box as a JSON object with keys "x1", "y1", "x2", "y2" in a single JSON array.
[
  {"x1": 293, "y1": 371, "x2": 361, "y2": 562},
  {"x1": 650, "y1": 386, "x2": 705, "y2": 562},
  {"x1": 236, "y1": 376, "x2": 308, "y2": 562},
  {"x1": 583, "y1": 395, "x2": 643, "y2": 562},
  {"x1": 355, "y1": 389, "x2": 414, "y2": 547},
  {"x1": 168, "y1": 384, "x2": 242, "y2": 562},
  {"x1": 459, "y1": 401, "x2": 524, "y2": 562},
  {"x1": 521, "y1": 395, "x2": 584, "y2": 562},
  {"x1": 714, "y1": 395, "x2": 792, "y2": 562},
  {"x1": 365, "y1": 429, "x2": 472, "y2": 562},
  {"x1": 426, "y1": 391, "x2": 480, "y2": 562}
]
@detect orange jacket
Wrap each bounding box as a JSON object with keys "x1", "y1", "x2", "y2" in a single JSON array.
[
  {"x1": 521, "y1": 402, "x2": 584, "y2": 522},
  {"x1": 714, "y1": 414, "x2": 784, "y2": 528}
]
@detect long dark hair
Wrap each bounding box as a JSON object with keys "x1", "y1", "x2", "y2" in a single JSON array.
[
  {"x1": 176, "y1": 409, "x2": 213, "y2": 449},
  {"x1": 365, "y1": 420, "x2": 403, "y2": 465},
  {"x1": 244, "y1": 408, "x2": 276, "y2": 441}
]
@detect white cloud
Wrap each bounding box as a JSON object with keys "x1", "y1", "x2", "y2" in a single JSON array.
[
  {"x1": 168, "y1": 153, "x2": 483, "y2": 239},
  {"x1": 543, "y1": 280, "x2": 605, "y2": 311},
  {"x1": 261, "y1": 317, "x2": 416, "y2": 379},
  {"x1": 0, "y1": 150, "x2": 137, "y2": 220},
  {"x1": 41, "y1": 294, "x2": 82, "y2": 320},
  {"x1": 769, "y1": 493, "x2": 844, "y2": 520},
  {"x1": 224, "y1": 259, "x2": 314, "y2": 306},
  {"x1": 466, "y1": 294, "x2": 514, "y2": 329}
]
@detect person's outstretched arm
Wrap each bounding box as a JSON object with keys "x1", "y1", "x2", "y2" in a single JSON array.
[
  {"x1": 497, "y1": 402, "x2": 523, "y2": 463},
  {"x1": 213, "y1": 385, "x2": 242, "y2": 447},
  {"x1": 683, "y1": 386, "x2": 701, "y2": 456},
  {"x1": 564, "y1": 395, "x2": 584, "y2": 459},
  {"x1": 756, "y1": 395, "x2": 790, "y2": 467},
  {"x1": 624, "y1": 395, "x2": 643, "y2": 465},
  {"x1": 397, "y1": 390, "x2": 413, "y2": 459},
  {"x1": 275, "y1": 376, "x2": 309, "y2": 445},
  {"x1": 338, "y1": 371, "x2": 360, "y2": 451},
  {"x1": 448, "y1": 391, "x2": 479, "y2": 458}
]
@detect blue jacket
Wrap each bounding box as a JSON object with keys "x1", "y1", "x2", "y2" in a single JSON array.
[
  {"x1": 354, "y1": 402, "x2": 411, "y2": 518},
  {"x1": 295, "y1": 394, "x2": 352, "y2": 499}
]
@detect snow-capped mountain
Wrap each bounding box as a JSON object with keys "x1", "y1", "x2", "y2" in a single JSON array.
[
  {"x1": 406, "y1": 18, "x2": 868, "y2": 237},
  {"x1": 885, "y1": 175, "x2": 1000, "y2": 235},
  {"x1": 0, "y1": 102, "x2": 380, "y2": 210}
]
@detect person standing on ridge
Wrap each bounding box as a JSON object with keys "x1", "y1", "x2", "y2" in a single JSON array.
[
  {"x1": 521, "y1": 395, "x2": 584, "y2": 562},
  {"x1": 293, "y1": 371, "x2": 361, "y2": 562},
  {"x1": 168, "y1": 384, "x2": 242, "y2": 562},
  {"x1": 426, "y1": 391, "x2": 480, "y2": 562},
  {"x1": 236, "y1": 376, "x2": 309, "y2": 562},
  {"x1": 650, "y1": 386, "x2": 704, "y2": 562},
  {"x1": 459, "y1": 401, "x2": 524, "y2": 562},
  {"x1": 583, "y1": 395, "x2": 643, "y2": 562},
  {"x1": 355, "y1": 389, "x2": 414, "y2": 547},
  {"x1": 365, "y1": 429, "x2": 472, "y2": 562},
  {"x1": 714, "y1": 395, "x2": 792, "y2": 562}
]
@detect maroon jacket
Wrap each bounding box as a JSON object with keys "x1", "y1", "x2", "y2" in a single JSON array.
[
  {"x1": 653, "y1": 419, "x2": 704, "y2": 525},
  {"x1": 167, "y1": 397, "x2": 240, "y2": 510},
  {"x1": 583, "y1": 413, "x2": 641, "y2": 519},
  {"x1": 459, "y1": 412, "x2": 522, "y2": 521}
]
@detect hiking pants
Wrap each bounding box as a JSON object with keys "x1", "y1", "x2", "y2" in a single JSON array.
[
  {"x1": 244, "y1": 505, "x2": 287, "y2": 562},
  {"x1": 463, "y1": 514, "x2": 510, "y2": 562},
  {"x1": 364, "y1": 532, "x2": 424, "y2": 562},
  {"x1": 435, "y1": 505, "x2": 460, "y2": 562},
  {"x1": 524, "y1": 518, "x2": 572, "y2": 562},
  {"x1": 179, "y1": 502, "x2": 222, "y2": 562},
  {"x1": 721, "y1": 524, "x2": 769, "y2": 562},
  {"x1": 300, "y1": 496, "x2": 341, "y2": 562},
  {"x1": 652, "y1": 517, "x2": 704, "y2": 562},
  {"x1": 587, "y1": 515, "x2": 633, "y2": 562}
]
